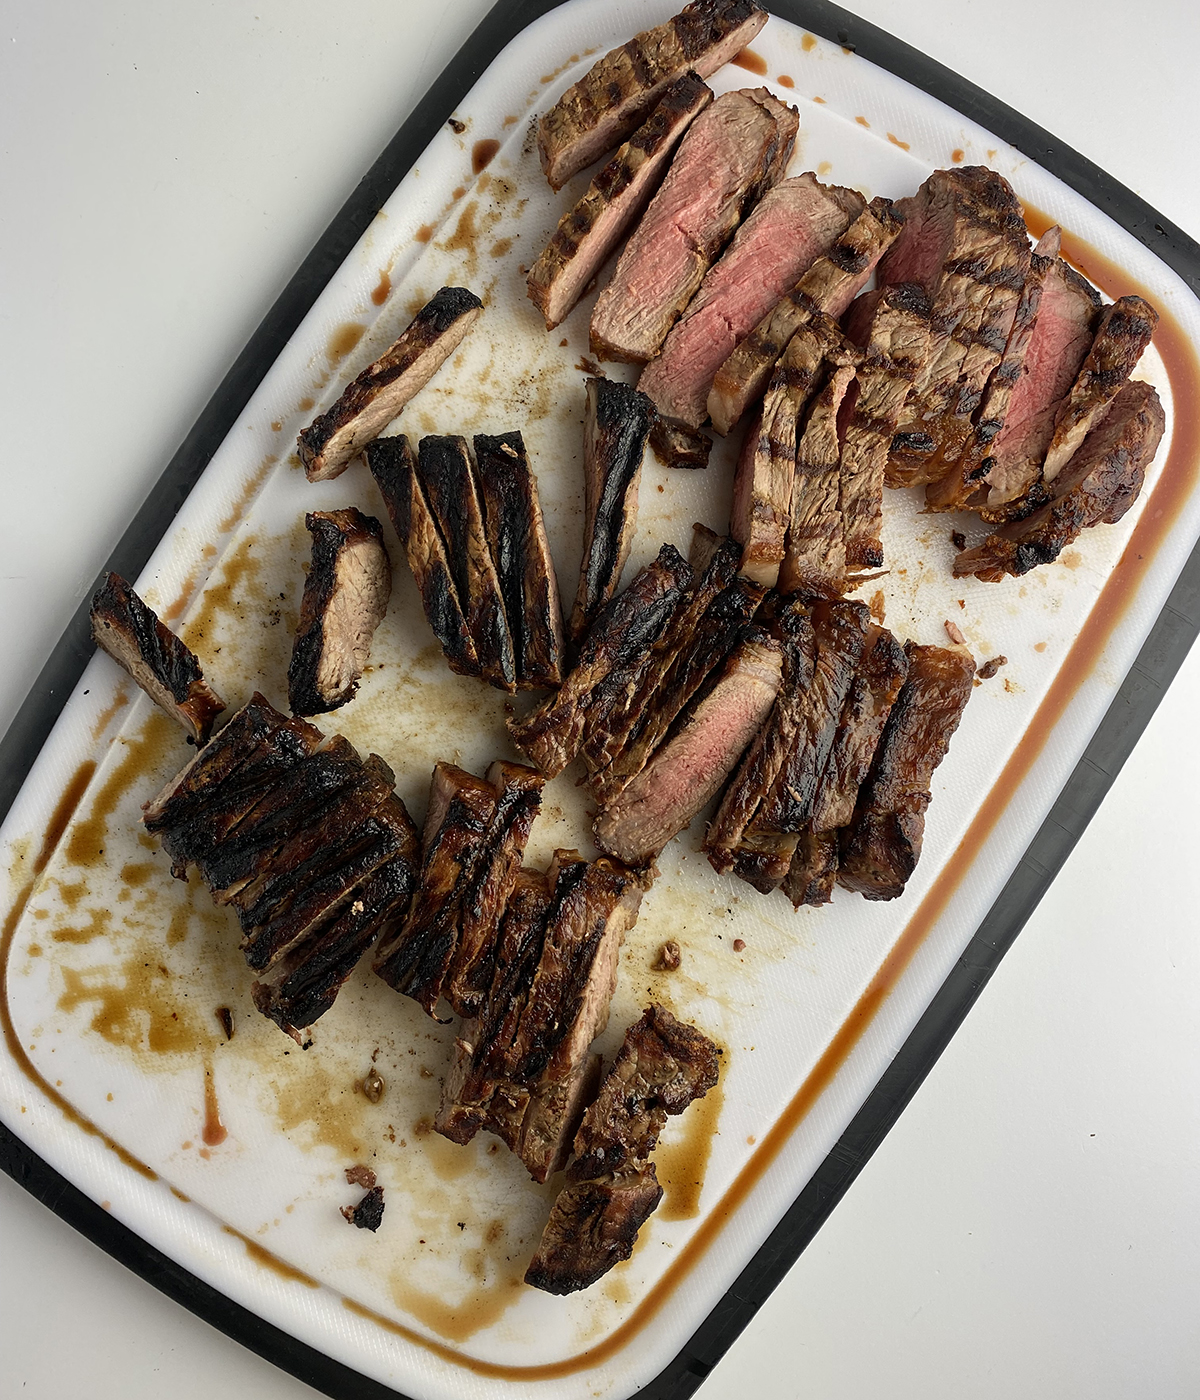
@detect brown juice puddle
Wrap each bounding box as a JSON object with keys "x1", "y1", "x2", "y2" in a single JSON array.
[
  {"x1": 226, "y1": 1227, "x2": 320, "y2": 1288},
  {"x1": 203, "y1": 1063, "x2": 227, "y2": 1146},
  {"x1": 371, "y1": 269, "x2": 392, "y2": 306},
  {"x1": 327, "y1": 322, "x2": 366, "y2": 363},
  {"x1": 657, "y1": 1075, "x2": 724, "y2": 1221},
  {"x1": 472, "y1": 139, "x2": 500, "y2": 174},
  {"x1": 2, "y1": 205, "x2": 1197, "y2": 1382},
  {"x1": 732, "y1": 47, "x2": 767, "y2": 75}
]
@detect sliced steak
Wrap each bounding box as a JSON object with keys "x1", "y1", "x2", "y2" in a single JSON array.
[
  {"x1": 954, "y1": 378, "x2": 1165, "y2": 583},
  {"x1": 570, "y1": 378, "x2": 656, "y2": 643},
  {"x1": 526, "y1": 1171, "x2": 663, "y2": 1296},
  {"x1": 649, "y1": 417, "x2": 713, "y2": 468},
  {"x1": 297, "y1": 287, "x2": 483, "y2": 482},
  {"x1": 783, "y1": 356, "x2": 858, "y2": 591},
  {"x1": 590, "y1": 89, "x2": 792, "y2": 363},
  {"x1": 708, "y1": 197, "x2": 905, "y2": 434},
  {"x1": 638, "y1": 173, "x2": 863, "y2": 428},
  {"x1": 536, "y1": 0, "x2": 768, "y2": 189},
  {"x1": 780, "y1": 826, "x2": 840, "y2": 907},
  {"x1": 593, "y1": 627, "x2": 783, "y2": 868},
  {"x1": 473, "y1": 431, "x2": 564, "y2": 690},
  {"x1": 91, "y1": 572, "x2": 225, "y2": 744},
  {"x1": 1042, "y1": 295, "x2": 1159, "y2": 482},
  {"x1": 287, "y1": 509, "x2": 391, "y2": 716},
  {"x1": 366, "y1": 435, "x2": 478, "y2": 676},
  {"x1": 528, "y1": 74, "x2": 713, "y2": 329},
  {"x1": 509, "y1": 544, "x2": 694, "y2": 777},
  {"x1": 838, "y1": 642, "x2": 975, "y2": 900}
]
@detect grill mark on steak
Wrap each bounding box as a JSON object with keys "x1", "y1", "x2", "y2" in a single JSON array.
[
  {"x1": 838, "y1": 642, "x2": 975, "y2": 899},
  {"x1": 570, "y1": 379, "x2": 656, "y2": 644},
  {"x1": 954, "y1": 379, "x2": 1165, "y2": 583},
  {"x1": 590, "y1": 89, "x2": 791, "y2": 364},
  {"x1": 528, "y1": 74, "x2": 714, "y2": 328},
  {"x1": 708, "y1": 197, "x2": 904, "y2": 435},
  {"x1": 297, "y1": 287, "x2": 483, "y2": 482},
  {"x1": 473, "y1": 431, "x2": 565, "y2": 690},
  {"x1": 785, "y1": 356, "x2": 858, "y2": 591},
  {"x1": 535, "y1": 0, "x2": 767, "y2": 190},
  {"x1": 91, "y1": 572, "x2": 226, "y2": 744},
  {"x1": 639, "y1": 173, "x2": 863, "y2": 430},
  {"x1": 366, "y1": 435, "x2": 479, "y2": 676},
  {"x1": 287, "y1": 508, "x2": 391, "y2": 716},
  {"x1": 593, "y1": 627, "x2": 783, "y2": 868}
]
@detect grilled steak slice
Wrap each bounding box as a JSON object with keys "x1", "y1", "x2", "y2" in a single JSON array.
[
  {"x1": 417, "y1": 435, "x2": 515, "y2": 690},
  {"x1": 536, "y1": 0, "x2": 768, "y2": 189},
  {"x1": 526, "y1": 1004, "x2": 719, "y2": 1294},
  {"x1": 570, "y1": 379, "x2": 656, "y2": 643},
  {"x1": 782, "y1": 356, "x2": 858, "y2": 593},
  {"x1": 581, "y1": 535, "x2": 741, "y2": 794},
  {"x1": 594, "y1": 627, "x2": 783, "y2": 867},
  {"x1": 954, "y1": 379, "x2": 1165, "y2": 583},
  {"x1": 649, "y1": 417, "x2": 713, "y2": 468},
  {"x1": 590, "y1": 89, "x2": 791, "y2": 363},
  {"x1": 287, "y1": 509, "x2": 391, "y2": 716},
  {"x1": 250, "y1": 841, "x2": 418, "y2": 1040},
  {"x1": 708, "y1": 197, "x2": 905, "y2": 434},
  {"x1": 510, "y1": 544, "x2": 694, "y2": 777},
  {"x1": 731, "y1": 313, "x2": 847, "y2": 588},
  {"x1": 297, "y1": 287, "x2": 482, "y2": 482},
  {"x1": 366, "y1": 435, "x2": 478, "y2": 676},
  {"x1": 1042, "y1": 295, "x2": 1159, "y2": 483},
  {"x1": 781, "y1": 826, "x2": 839, "y2": 906},
  {"x1": 528, "y1": 74, "x2": 714, "y2": 329},
  {"x1": 372, "y1": 763, "x2": 496, "y2": 1014},
  {"x1": 442, "y1": 760, "x2": 544, "y2": 1018},
  {"x1": 91, "y1": 572, "x2": 225, "y2": 743},
  {"x1": 639, "y1": 173, "x2": 862, "y2": 430},
  {"x1": 838, "y1": 643, "x2": 975, "y2": 900},
  {"x1": 473, "y1": 431, "x2": 564, "y2": 690}
]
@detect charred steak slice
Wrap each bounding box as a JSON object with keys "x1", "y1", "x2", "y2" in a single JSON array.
[
  {"x1": 708, "y1": 197, "x2": 905, "y2": 435},
  {"x1": 649, "y1": 417, "x2": 713, "y2": 469},
  {"x1": 1042, "y1": 295, "x2": 1159, "y2": 483},
  {"x1": 536, "y1": 0, "x2": 767, "y2": 190},
  {"x1": 528, "y1": 74, "x2": 713, "y2": 329},
  {"x1": 91, "y1": 572, "x2": 225, "y2": 743},
  {"x1": 570, "y1": 379, "x2": 656, "y2": 644},
  {"x1": 593, "y1": 626, "x2": 783, "y2": 868},
  {"x1": 287, "y1": 508, "x2": 391, "y2": 716},
  {"x1": 297, "y1": 287, "x2": 482, "y2": 482},
  {"x1": 526, "y1": 1004, "x2": 719, "y2": 1294},
  {"x1": 839, "y1": 642, "x2": 975, "y2": 900},
  {"x1": 366, "y1": 435, "x2": 478, "y2": 677},
  {"x1": 417, "y1": 435, "x2": 516, "y2": 690},
  {"x1": 639, "y1": 173, "x2": 863, "y2": 430},
  {"x1": 954, "y1": 378, "x2": 1165, "y2": 583},
  {"x1": 509, "y1": 543, "x2": 694, "y2": 777},
  {"x1": 473, "y1": 431, "x2": 565, "y2": 690},
  {"x1": 590, "y1": 89, "x2": 791, "y2": 364}
]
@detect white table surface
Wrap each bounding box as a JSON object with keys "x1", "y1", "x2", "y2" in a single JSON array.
[{"x1": 2, "y1": 1, "x2": 1198, "y2": 1397}]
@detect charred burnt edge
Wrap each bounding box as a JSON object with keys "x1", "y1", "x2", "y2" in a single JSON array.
[
  {"x1": 580, "y1": 379, "x2": 655, "y2": 616},
  {"x1": 7, "y1": 2, "x2": 1200, "y2": 1397},
  {"x1": 91, "y1": 573, "x2": 203, "y2": 705},
  {"x1": 672, "y1": 0, "x2": 765, "y2": 59}
]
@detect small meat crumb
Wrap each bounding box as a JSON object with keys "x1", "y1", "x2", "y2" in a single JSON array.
[
  {"x1": 944, "y1": 619, "x2": 966, "y2": 645},
  {"x1": 360, "y1": 1068, "x2": 385, "y2": 1103},
  {"x1": 341, "y1": 1185, "x2": 385, "y2": 1232},
  {"x1": 447, "y1": 116, "x2": 466, "y2": 134},
  {"x1": 868, "y1": 589, "x2": 886, "y2": 624},
  {"x1": 345, "y1": 1164, "x2": 377, "y2": 1189},
  {"x1": 215, "y1": 1006, "x2": 234, "y2": 1041},
  {"x1": 655, "y1": 940, "x2": 681, "y2": 971},
  {"x1": 951, "y1": 530, "x2": 967, "y2": 551},
  {"x1": 732, "y1": 938, "x2": 746, "y2": 953},
  {"x1": 977, "y1": 655, "x2": 1007, "y2": 680}
]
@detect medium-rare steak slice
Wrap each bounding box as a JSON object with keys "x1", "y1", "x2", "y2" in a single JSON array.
[
  {"x1": 839, "y1": 642, "x2": 975, "y2": 900},
  {"x1": 731, "y1": 313, "x2": 848, "y2": 588},
  {"x1": 1042, "y1": 295, "x2": 1159, "y2": 482},
  {"x1": 287, "y1": 508, "x2": 391, "y2": 716},
  {"x1": 473, "y1": 431, "x2": 564, "y2": 690},
  {"x1": 536, "y1": 0, "x2": 768, "y2": 189},
  {"x1": 442, "y1": 760, "x2": 544, "y2": 1018},
  {"x1": 366, "y1": 435, "x2": 478, "y2": 677},
  {"x1": 569, "y1": 378, "x2": 656, "y2": 644},
  {"x1": 526, "y1": 1004, "x2": 719, "y2": 1294},
  {"x1": 417, "y1": 436, "x2": 515, "y2": 691},
  {"x1": 593, "y1": 627, "x2": 783, "y2": 868},
  {"x1": 528, "y1": 74, "x2": 713, "y2": 329},
  {"x1": 954, "y1": 379, "x2": 1165, "y2": 583},
  {"x1": 639, "y1": 173, "x2": 863, "y2": 429},
  {"x1": 590, "y1": 89, "x2": 792, "y2": 364},
  {"x1": 708, "y1": 197, "x2": 904, "y2": 434},
  {"x1": 297, "y1": 287, "x2": 483, "y2": 482},
  {"x1": 91, "y1": 572, "x2": 225, "y2": 743},
  {"x1": 372, "y1": 763, "x2": 496, "y2": 1014},
  {"x1": 509, "y1": 544, "x2": 694, "y2": 777}
]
